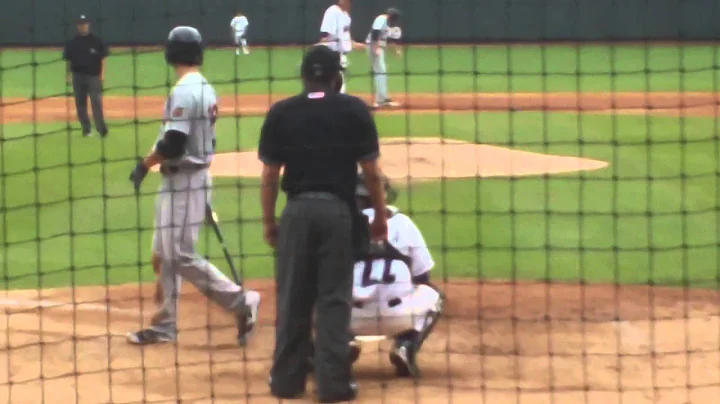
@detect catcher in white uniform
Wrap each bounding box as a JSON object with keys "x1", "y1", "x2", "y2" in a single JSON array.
[{"x1": 349, "y1": 174, "x2": 443, "y2": 378}]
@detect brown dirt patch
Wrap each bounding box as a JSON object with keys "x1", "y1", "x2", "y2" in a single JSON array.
[
  {"x1": 201, "y1": 137, "x2": 608, "y2": 180},
  {"x1": 1, "y1": 92, "x2": 719, "y2": 124},
  {"x1": 1, "y1": 280, "x2": 718, "y2": 403}
]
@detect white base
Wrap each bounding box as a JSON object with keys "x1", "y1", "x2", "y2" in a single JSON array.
[{"x1": 355, "y1": 335, "x2": 387, "y2": 343}]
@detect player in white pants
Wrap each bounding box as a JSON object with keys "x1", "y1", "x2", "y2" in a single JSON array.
[
  {"x1": 365, "y1": 8, "x2": 403, "y2": 108},
  {"x1": 230, "y1": 12, "x2": 249, "y2": 55},
  {"x1": 319, "y1": 0, "x2": 365, "y2": 93},
  {"x1": 350, "y1": 175, "x2": 442, "y2": 378},
  {"x1": 127, "y1": 26, "x2": 260, "y2": 346}
]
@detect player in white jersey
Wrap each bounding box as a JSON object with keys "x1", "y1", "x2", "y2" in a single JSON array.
[
  {"x1": 350, "y1": 174, "x2": 443, "y2": 378},
  {"x1": 366, "y1": 8, "x2": 403, "y2": 108},
  {"x1": 127, "y1": 26, "x2": 260, "y2": 346},
  {"x1": 230, "y1": 11, "x2": 250, "y2": 55},
  {"x1": 319, "y1": 0, "x2": 365, "y2": 94}
]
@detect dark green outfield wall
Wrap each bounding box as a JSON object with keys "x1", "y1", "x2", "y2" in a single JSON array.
[{"x1": 1, "y1": 0, "x2": 719, "y2": 46}]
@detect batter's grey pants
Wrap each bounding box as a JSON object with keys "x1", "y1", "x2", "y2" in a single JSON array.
[
  {"x1": 150, "y1": 168, "x2": 250, "y2": 338},
  {"x1": 270, "y1": 193, "x2": 355, "y2": 398},
  {"x1": 72, "y1": 73, "x2": 108, "y2": 135}
]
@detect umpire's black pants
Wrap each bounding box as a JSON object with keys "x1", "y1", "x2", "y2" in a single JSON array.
[
  {"x1": 72, "y1": 72, "x2": 108, "y2": 135},
  {"x1": 270, "y1": 192, "x2": 354, "y2": 399}
]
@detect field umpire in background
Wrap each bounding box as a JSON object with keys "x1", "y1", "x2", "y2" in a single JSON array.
[
  {"x1": 63, "y1": 15, "x2": 109, "y2": 137},
  {"x1": 258, "y1": 45, "x2": 388, "y2": 402}
]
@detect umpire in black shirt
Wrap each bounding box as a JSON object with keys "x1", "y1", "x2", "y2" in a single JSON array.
[
  {"x1": 62, "y1": 15, "x2": 109, "y2": 137},
  {"x1": 259, "y1": 44, "x2": 388, "y2": 403}
]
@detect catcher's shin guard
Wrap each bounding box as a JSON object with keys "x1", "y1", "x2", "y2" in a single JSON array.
[{"x1": 416, "y1": 294, "x2": 444, "y2": 350}]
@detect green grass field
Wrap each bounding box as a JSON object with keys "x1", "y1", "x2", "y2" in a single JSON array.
[
  {"x1": 1, "y1": 44, "x2": 720, "y2": 98},
  {"x1": 1, "y1": 44, "x2": 719, "y2": 292}
]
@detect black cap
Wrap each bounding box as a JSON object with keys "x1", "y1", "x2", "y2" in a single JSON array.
[
  {"x1": 301, "y1": 45, "x2": 342, "y2": 81},
  {"x1": 387, "y1": 8, "x2": 401, "y2": 23},
  {"x1": 76, "y1": 14, "x2": 89, "y2": 24}
]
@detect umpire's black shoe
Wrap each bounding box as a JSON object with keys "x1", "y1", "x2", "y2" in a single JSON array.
[
  {"x1": 268, "y1": 376, "x2": 306, "y2": 399},
  {"x1": 389, "y1": 340, "x2": 420, "y2": 378},
  {"x1": 317, "y1": 381, "x2": 358, "y2": 403}
]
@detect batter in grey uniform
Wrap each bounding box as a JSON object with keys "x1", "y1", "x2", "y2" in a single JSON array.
[{"x1": 127, "y1": 26, "x2": 261, "y2": 345}]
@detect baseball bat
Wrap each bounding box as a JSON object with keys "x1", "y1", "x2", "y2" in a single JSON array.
[{"x1": 204, "y1": 203, "x2": 243, "y2": 287}]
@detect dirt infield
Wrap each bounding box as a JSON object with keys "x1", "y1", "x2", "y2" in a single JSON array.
[
  {"x1": 198, "y1": 137, "x2": 609, "y2": 180},
  {"x1": 1, "y1": 92, "x2": 719, "y2": 123},
  {"x1": 1, "y1": 91, "x2": 717, "y2": 403},
  {"x1": 1, "y1": 280, "x2": 719, "y2": 403}
]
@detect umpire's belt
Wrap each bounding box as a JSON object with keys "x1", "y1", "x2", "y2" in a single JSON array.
[
  {"x1": 290, "y1": 192, "x2": 339, "y2": 202},
  {"x1": 160, "y1": 163, "x2": 209, "y2": 175},
  {"x1": 353, "y1": 297, "x2": 402, "y2": 309}
]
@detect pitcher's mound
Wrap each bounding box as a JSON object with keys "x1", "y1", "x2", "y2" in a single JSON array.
[{"x1": 205, "y1": 137, "x2": 608, "y2": 179}]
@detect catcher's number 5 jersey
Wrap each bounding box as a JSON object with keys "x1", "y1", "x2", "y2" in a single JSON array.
[
  {"x1": 159, "y1": 72, "x2": 218, "y2": 166},
  {"x1": 352, "y1": 206, "x2": 434, "y2": 302}
]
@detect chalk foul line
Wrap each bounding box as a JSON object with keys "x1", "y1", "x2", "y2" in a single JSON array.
[{"x1": 0, "y1": 298, "x2": 140, "y2": 315}]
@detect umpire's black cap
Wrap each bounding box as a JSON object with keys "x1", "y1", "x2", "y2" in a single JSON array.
[
  {"x1": 76, "y1": 15, "x2": 89, "y2": 24},
  {"x1": 301, "y1": 45, "x2": 342, "y2": 82}
]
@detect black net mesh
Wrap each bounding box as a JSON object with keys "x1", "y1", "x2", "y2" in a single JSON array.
[{"x1": 1, "y1": 0, "x2": 720, "y2": 403}]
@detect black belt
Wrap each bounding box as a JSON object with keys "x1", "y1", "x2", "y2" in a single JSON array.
[
  {"x1": 353, "y1": 297, "x2": 401, "y2": 309},
  {"x1": 160, "y1": 163, "x2": 209, "y2": 175},
  {"x1": 290, "y1": 192, "x2": 339, "y2": 201}
]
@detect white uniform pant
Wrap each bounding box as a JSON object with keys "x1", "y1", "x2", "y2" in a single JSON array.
[
  {"x1": 234, "y1": 32, "x2": 247, "y2": 49},
  {"x1": 150, "y1": 169, "x2": 260, "y2": 337},
  {"x1": 350, "y1": 285, "x2": 440, "y2": 337},
  {"x1": 339, "y1": 54, "x2": 349, "y2": 93}
]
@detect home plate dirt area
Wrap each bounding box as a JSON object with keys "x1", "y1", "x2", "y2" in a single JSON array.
[{"x1": 1, "y1": 92, "x2": 719, "y2": 403}]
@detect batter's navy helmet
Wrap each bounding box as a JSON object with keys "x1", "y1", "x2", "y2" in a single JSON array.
[
  {"x1": 165, "y1": 26, "x2": 204, "y2": 66},
  {"x1": 356, "y1": 172, "x2": 397, "y2": 204}
]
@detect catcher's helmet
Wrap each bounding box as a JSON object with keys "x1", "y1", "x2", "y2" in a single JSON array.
[
  {"x1": 356, "y1": 172, "x2": 397, "y2": 204},
  {"x1": 165, "y1": 26, "x2": 204, "y2": 66}
]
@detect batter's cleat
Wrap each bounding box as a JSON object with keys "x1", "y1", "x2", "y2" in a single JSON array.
[
  {"x1": 389, "y1": 340, "x2": 420, "y2": 378},
  {"x1": 126, "y1": 329, "x2": 174, "y2": 345},
  {"x1": 242, "y1": 47, "x2": 250, "y2": 55},
  {"x1": 237, "y1": 301, "x2": 259, "y2": 345}
]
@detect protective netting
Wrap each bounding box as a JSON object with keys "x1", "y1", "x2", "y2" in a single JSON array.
[{"x1": 2, "y1": 0, "x2": 720, "y2": 403}]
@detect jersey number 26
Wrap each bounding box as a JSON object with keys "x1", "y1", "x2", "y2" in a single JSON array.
[{"x1": 361, "y1": 259, "x2": 396, "y2": 287}]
